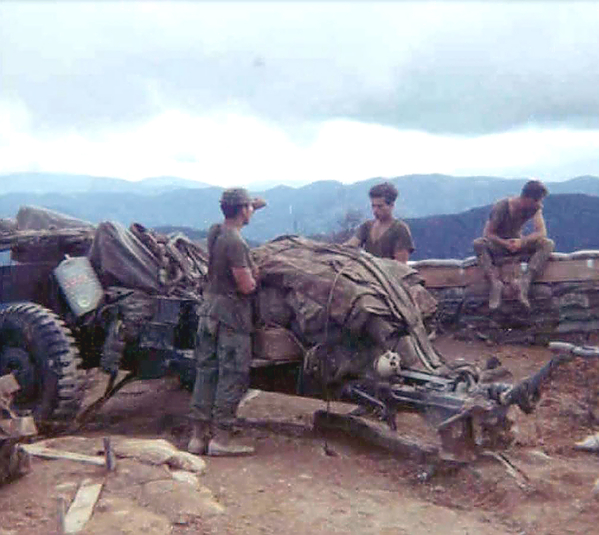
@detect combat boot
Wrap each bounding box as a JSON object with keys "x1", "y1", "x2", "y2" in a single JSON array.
[
  {"x1": 188, "y1": 421, "x2": 211, "y2": 455},
  {"x1": 489, "y1": 278, "x2": 504, "y2": 310},
  {"x1": 517, "y1": 273, "x2": 532, "y2": 311},
  {"x1": 206, "y1": 428, "x2": 255, "y2": 457}
]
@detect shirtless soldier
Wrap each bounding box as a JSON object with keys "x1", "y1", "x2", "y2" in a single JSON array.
[
  {"x1": 345, "y1": 182, "x2": 414, "y2": 262},
  {"x1": 188, "y1": 188, "x2": 265, "y2": 456},
  {"x1": 473, "y1": 179, "x2": 554, "y2": 311}
]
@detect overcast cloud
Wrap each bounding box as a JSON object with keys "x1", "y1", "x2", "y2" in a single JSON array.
[{"x1": 1, "y1": 1, "x2": 599, "y2": 187}]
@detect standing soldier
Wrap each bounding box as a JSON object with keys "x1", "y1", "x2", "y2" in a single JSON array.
[
  {"x1": 188, "y1": 188, "x2": 265, "y2": 456},
  {"x1": 473, "y1": 179, "x2": 554, "y2": 310},
  {"x1": 345, "y1": 182, "x2": 415, "y2": 263}
]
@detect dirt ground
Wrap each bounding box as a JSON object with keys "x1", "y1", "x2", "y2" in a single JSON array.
[{"x1": 1, "y1": 334, "x2": 599, "y2": 535}]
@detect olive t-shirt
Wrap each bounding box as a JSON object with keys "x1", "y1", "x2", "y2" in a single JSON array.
[
  {"x1": 488, "y1": 198, "x2": 540, "y2": 239},
  {"x1": 204, "y1": 224, "x2": 254, "y2": 332},
  {"x1": 356, "y1": 219, "x2": 415, "y2": 259},
  {"x1": 206, "y1": 224, "x2": 252, "y2": 296}
]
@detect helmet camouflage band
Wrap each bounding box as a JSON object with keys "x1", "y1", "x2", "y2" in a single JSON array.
[
  {"x1": 220, "y1": 188, "x2": 252, "y2": 207},
  {"x1": 220, "y1": 188, "x2": 266, "y2": 209}
]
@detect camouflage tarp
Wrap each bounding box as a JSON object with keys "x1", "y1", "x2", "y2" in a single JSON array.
[
  {"x1": 15, "y1": 205, "x2": 94, "y2": 231},
  {"x1": 88, "y1": 221, "x2": 208, "y2": 299},
  {"x1": 252, "y1": 236, "x2": 444, "y2": 378},
  {"x1": 1, "y1": 206, "x2": 94, "y2": 261}
]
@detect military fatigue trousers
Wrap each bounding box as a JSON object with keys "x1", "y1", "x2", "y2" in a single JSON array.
[
  {"x1": 190, "y1": 314, "x2": 252, "y2": 426},
  {"x1": 472, "y1": 236, "x2": 555, "y2": 279}
]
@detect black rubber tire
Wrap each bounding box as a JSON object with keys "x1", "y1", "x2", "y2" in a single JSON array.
[{"x1": 0, "y1": 302, "x2": 84, "y2": 425}]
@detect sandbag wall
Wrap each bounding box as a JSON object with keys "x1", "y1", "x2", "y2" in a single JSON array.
[{"x1": 412, "y1": 251, "x2": 599, "y2": 344}]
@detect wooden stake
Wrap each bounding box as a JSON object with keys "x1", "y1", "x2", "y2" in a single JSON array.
[
  {"x1": 57, "y1": 496, "x2": 66, "y2": 535},
  {"x1": 103, "y1": 437, "x2": 116, "y2": 472}
]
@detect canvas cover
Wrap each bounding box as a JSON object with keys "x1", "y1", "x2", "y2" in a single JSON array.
[
  {"x1": 15, "y1": 206, "x2": 94, "y2": 231},
  {"x1": 2, "y1": 206, "x2": 94, "y2": 261},
  {"x1": 251, "y1": 236, "x2": 444, "y2": 377},
  {"x1": 88, "y1": 221, "x2": 208, "y2": 299}
]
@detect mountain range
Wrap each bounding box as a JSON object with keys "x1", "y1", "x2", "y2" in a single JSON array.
[{"x1": 2, "y1": 172, "x2": 599, "y2": 259}]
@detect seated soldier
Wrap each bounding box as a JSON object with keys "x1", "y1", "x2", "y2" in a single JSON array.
[{"x1": 473, "y1": 179, "x2": 554, "y2": 311}]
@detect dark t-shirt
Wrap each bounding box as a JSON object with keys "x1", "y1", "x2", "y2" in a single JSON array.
[
  {"x1": 206, "y1": 224, "x2": 252, "y2": 295},
  {"x1": 204, "y1": 224, "x2": 254, "y2": 332},
  {"x1": 488, "y1": 198, "x2": 540, "y2": 239},
  {"x1": 356, "y1": 219, "x2": 415, "y2": 259}
]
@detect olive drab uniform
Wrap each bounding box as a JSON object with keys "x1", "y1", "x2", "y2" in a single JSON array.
[
  {"x1": 473, "y1": 198, "x2": 555, "y2": 276},
  {"x1": 190, "y1": 224, "x2": 254, "y2": 426},
  {"x1": 356, "y1": 219, "x2": 415, "y2": 259}
]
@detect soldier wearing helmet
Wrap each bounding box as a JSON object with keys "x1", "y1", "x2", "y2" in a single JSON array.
[{"x1": 189, "y1": 187, "x2": 266, "y2": 456}]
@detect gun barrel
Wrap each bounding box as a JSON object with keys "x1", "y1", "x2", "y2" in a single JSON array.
[{"x1": 549, "y1": 341, "x2": 599, "y2": 358}]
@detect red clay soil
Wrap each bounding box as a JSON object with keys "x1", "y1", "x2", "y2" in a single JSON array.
[{"x1": 1, "y1": 334, "x2": 598, "y2": 535}]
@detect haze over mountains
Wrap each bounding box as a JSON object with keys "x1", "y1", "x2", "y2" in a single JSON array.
[{"x1": 1, "y1": 172, "x2": 599, "y2": 259}]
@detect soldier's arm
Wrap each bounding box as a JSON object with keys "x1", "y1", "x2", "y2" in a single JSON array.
[
  {"x1": 523, "y1": 210, "x2": 548, "y2": 243},
  {"x1": 483, "y1": 219, "x2": 510, "y2": 248},
  {"x1": 228, "y1": 238, "x2": 257, "y2": 294},
  {"x1": 344, "y1": 235, "x2": 360, "y2": 247},
  {"x1": 232, "y1": 267, "x2": 257, "y2": 294},
  {"x1": 392, "y1": 221, "x2": 414, "y2": 263},
  {"x1": 393, "y1": 248, "x2": 410, "y2": 263}
]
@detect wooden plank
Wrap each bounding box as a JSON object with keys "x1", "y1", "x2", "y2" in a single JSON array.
[
  {"x1": 312, "y1": 410, "x2": 463, "y2": 468},
  {"x1": 64, "y1": 481, "x2": 103, "y2": 534},
  {"x1": 417, "y1": 266, "x2": 475, "y2": 288},
  {"x1": 544, "y1": 259, "x2": 599, "y2": 282},
  {"x1": 21, "y1": 444, "x2": 106, "y2": 467},
  {"x1": 418, "y1": 258, "x2": 599, "y2": 288}
]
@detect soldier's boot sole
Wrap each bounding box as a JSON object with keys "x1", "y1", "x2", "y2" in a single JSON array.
[
  {"x1": 206, "y1": 440, "x2": 255, "y2": 457},
  {"x1": 187, "y1": 436, "x2": 209, "y2": 455},
  {"x1": 187, "y1": 421, "x2": 211, "y2": 455}
]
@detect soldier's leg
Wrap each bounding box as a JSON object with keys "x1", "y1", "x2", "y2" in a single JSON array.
[
  {"x1": 523, "y1": 237, "x2": 555, "y2": 278},
  {"x1": 207, "y1": 327, "x2": 254, "y2": 456},
  {"x1": 517, "y1": 237, "x2": 555, "y2": 309},
  {"x1": 473, "y1": 237, "x2": 504, "y2": 310},
  {"x1": 189, "y1": 316, "x2": 219, "y2": 424},
  {"x1": 212, "y1": 327, "x2": 252, "y2": 424}
]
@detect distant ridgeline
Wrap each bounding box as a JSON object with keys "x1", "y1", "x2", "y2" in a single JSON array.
[
  {"x1": 2, "y1": 174, "x2": 599, "y2": 251},
  {"x1": 412, "y1": 251, "x2": 599, "y2": 344},
  {"x1": 407, "y1": 193, "x2": 599, "y2": 260}
]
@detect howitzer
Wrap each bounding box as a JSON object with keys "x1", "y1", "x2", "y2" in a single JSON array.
[
  {"x1": 333, "y1": 342, "x2": 599, "y2": 459},
  {"x1": 499, "y1": 342, "x2": 599, "y2": 413}
]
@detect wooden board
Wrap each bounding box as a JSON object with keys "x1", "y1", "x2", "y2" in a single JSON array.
[
  {"x1": 312, "y1": 410, "x2": 464, "y2": 467},
  {"x1": 64, "y1": 482, "x2": 103, "y2": 533},
  {"x1": 21, "y1": 444, "x2": 106, "y2": 466},
  {"x1": 418, "y1": 259, "x2": 599, "y2": 288}
]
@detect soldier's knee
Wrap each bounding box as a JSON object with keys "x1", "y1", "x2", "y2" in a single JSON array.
[
  {"x1": 472, "y1": 237, "x2": 488, "y2": 253},
  {"x1": 542, "y1": 238, "x2": 555, "y2": 252}
]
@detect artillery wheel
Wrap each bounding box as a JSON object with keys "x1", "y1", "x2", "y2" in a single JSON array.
[{"x1": 0, "y1": 302, "x2": 85, "y2": 426}]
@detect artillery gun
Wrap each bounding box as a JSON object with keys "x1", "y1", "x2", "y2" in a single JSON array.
[
  {"x1": 0, "y1": 207, "x2": 595, "y2": 460},
  {"x1": 0, "y1": 207, "x2": 205, "y2": 428}
]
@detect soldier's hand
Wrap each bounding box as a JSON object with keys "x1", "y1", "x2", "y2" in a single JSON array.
[{"x1": 507, "y1": 238, "x2": 522, "y2": 252}]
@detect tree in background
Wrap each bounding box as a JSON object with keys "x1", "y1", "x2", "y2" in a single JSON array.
[{"x1": 333, "y1": 208, "x2": 364, "y2": 243}]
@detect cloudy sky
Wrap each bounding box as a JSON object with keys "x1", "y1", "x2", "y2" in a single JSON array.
[{"x1": 1, "y1": 1, "x2": 599, "y2": 188}]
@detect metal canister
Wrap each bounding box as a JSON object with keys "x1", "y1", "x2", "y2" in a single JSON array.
[{"x1": 53, "y1": 256, "x2": 104, "y2": 316}]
